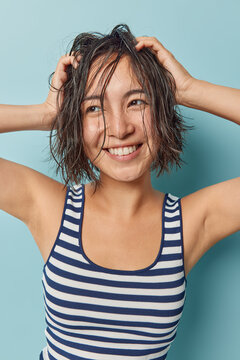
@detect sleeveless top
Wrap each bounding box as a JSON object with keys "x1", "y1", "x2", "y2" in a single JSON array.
[{"x1": 39, "y1": 183, "x2": 187, "y2": 360}]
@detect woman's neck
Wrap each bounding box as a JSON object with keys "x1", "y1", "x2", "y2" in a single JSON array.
[{"x1": 86, "y1": 172, "x2": 158, "y2": 221}]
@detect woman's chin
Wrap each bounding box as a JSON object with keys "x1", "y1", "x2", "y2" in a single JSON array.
[{"x1": 100, "y1": 169, "x2": 146, "y2": 183}]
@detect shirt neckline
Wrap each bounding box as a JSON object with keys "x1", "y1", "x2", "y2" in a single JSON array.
[{"x1": 78, "y1": 183, "x2": 168, "y2": 275}]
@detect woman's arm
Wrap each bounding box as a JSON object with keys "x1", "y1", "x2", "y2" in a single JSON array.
[
  {"x1": 135, "y1": 36, "x2": 240, "y2": 125},
  {"x1": 0, "y1": 53, "x2": 80, "y2": 134},
  {"x1": 0, "y1": 104, "x2": 50, "y2": 132},
  {"x1": 136, "y1": 36, "x2": 240, "y2": 276},
  {"x1": 182, "y1": 79, "x2": 240, "y2": 126},
  {"x1": 0, "y1": 54, "x2": 79, "y2": 226}
]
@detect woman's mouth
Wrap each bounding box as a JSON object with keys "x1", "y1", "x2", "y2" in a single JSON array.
[{"x1": 104, "y1": 144, "x2": 143, "y2": 161}]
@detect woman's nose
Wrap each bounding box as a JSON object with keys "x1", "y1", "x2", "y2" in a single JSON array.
[{"x1": 106, "y1": 112, "x2": 135, "y2": 139}]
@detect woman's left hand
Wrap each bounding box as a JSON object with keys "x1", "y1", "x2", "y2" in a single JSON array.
[{"x1": 135, "y1": 36, "x2": 195, "y2": 105}]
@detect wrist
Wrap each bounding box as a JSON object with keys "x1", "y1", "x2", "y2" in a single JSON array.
[
  {"x1": 40, "y1": 102, "x2": 57, "y2": 131},
  {"x1": 178, "y1": 78, "x2": 205, "y2": 108}
]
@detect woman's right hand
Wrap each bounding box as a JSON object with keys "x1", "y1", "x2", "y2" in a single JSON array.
[{"x1": 41, "y1": 54, "x2": 81, "y2": 130}]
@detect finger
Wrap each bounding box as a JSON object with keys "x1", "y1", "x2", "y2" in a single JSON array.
[
  {"x1": 57, "y1": 55, "x2": 74, "y2": 70},
  {"x1": 135, "y1": 40, "x2": 161, "y2": 56},
  {"x1": 135, "y1": 38, "x2": 170, "y2": 62},
  {"x1": 135, "y1": 37, "x2": 167, "y2": 54},
  {"x1": 69, "y1": 51, "x2": 82, "y2": 64},
  {"x1": 51, "y1": 56, "x2": 74, "y2": 88},
  {"x1": 71, "y1": 55, "x2": 82, "y2": 69},
  {"x1": 136, "y1": 35, "x2": 164, "y2": 43},
  {"x1": 57, "y1": 54, "x2": 81, "y2": 71},
  {"x1": 52, "y1": 53, "x2": 83, "y2": 89},
  {"x1": 135, "y1": 37, "x2": 166, "y2": 51}
]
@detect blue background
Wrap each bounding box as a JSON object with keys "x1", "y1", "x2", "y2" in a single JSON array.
[{"x1": 0, "y1": 0, "x2": 239, "y2": 359}]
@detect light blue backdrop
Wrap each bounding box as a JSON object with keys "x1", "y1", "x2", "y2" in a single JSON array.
[{"x1": 0, "y1": 0, "x2": 239, "y2": 359}]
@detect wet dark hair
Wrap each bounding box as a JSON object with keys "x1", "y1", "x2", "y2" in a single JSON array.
[{"x1": 47, "y1": 23, "x2": 194, "y2": 193}]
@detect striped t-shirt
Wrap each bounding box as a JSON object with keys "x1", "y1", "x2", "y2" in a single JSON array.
[{"x1": 39, "y1": 183, "x2": 187, "y2": 360}]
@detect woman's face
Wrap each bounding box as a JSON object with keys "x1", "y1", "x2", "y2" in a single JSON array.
[{"x1": 81, "y1": 54, "x2": 156, "y2": 183}]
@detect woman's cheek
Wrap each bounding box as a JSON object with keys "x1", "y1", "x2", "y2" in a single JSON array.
[{"x1": 83, "y1": 121, "x2": 102, "y2": 154}]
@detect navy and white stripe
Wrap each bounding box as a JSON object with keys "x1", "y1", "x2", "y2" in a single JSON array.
[{"x1": 39, "y1": 183, "x2": 187, "y2": 360}]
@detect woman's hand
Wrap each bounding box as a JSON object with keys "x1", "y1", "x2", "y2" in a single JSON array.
[
  {"x1": 41, "y1": 53, "x2": 81, "y2": 130},
  {"x1": 135, "y1": 36, "x2": 195, "y2": 105},
  {"x1": 135, "y1": 37, "x2": 240, "y2": 124}
]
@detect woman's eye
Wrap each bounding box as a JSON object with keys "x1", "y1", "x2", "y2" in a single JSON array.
[
  {"x1": 86, "y1": 106, "x2": 101, "y2": 113},
  {"x1": 129, "y1": 99, "x2": 147, "y2": 106}
]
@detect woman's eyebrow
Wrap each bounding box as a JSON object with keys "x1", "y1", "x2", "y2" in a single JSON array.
[{"x1": 82, "y1": 89, "x2": 145, "y2": 102}]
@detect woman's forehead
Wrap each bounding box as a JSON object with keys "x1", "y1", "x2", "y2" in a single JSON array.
[{"x1": 85, "y1": 54, "x2": 141, "y2": 93}]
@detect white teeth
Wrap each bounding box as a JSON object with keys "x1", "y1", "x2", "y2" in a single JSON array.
[{"x1": 108, "y1": 145, "x2": 138, "y2": 156}]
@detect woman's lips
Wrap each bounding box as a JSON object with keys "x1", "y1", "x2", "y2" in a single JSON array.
[{"x1": 104, "y1": 144, "x2": 143, "y2": 161}]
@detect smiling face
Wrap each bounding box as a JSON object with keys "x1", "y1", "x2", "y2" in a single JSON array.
[{"x1": 81, "y1": 54, "x2": 157, "y2": 184}]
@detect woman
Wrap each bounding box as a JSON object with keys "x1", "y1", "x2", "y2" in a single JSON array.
[{"x1": 0, "y1": 24, "x2": 239, "y2": 360}]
